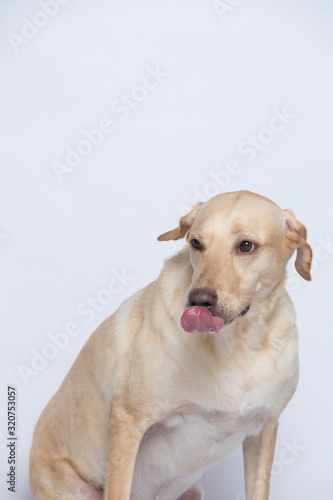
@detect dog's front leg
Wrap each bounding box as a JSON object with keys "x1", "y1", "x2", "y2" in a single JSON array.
[
  {"x1": 104, "y1": 401, "x2": 151, "y2": 500},
  {"x1": 242, "y1": 418, "x2": 279, "y2": 500}
]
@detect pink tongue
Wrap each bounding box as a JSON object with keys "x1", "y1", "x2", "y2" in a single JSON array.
[{"x1": 181, "y1": 306, "x2": 225, "y2": 333}]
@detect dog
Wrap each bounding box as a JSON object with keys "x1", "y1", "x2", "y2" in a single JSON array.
[{"x1": 29, "y1": 190, "x2": 312, "y2": 500}]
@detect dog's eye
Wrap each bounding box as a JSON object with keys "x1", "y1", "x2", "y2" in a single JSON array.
[
  {"x1": 239, "y1": 241, "x2": 255, "y2": 253},
  {"x1": 191, "y1": 239, "x2": 202, "y2": 250}
]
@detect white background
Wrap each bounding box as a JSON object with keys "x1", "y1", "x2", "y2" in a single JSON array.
[{"x1": 1, "y1": 1, "x2": 333, "y2": 499}]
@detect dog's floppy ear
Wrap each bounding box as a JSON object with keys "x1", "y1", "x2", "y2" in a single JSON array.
[
  {"x1": 284, "y1": 209, "x2": 313, "y2": 281},
  {"x1": 157, "y1": 203, "x2": 203, "y2": 241}
]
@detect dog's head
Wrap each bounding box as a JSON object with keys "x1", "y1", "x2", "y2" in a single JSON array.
[{"x1": 158, "y1": 191, "x2": 312, "y2": 333}]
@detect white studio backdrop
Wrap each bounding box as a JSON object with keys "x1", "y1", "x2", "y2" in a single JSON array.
[{"x1": 1, "y1": 1, "x2": 333, "y2": 499}]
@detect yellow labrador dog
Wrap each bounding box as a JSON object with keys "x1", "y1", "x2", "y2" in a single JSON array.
[{"x1": 30, "y1": 191, "x2": 312, "y2": 500}]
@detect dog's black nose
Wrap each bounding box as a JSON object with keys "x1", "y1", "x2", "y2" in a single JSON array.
[{"x1": 188, "y1": 288, "x2": 218, "y2": 308}]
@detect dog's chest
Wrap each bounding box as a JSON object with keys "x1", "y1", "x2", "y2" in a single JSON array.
[
  {"x1": 182, "y1": 342, "x2": 285, "y2": 416},
  {"x1": 131, "y1": 408, "x2": 262, "y2": 499},
  {"x1": 130, "y1": 356, "x2": 283, "y2": 499}
]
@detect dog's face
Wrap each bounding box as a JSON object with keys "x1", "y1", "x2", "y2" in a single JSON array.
[{"x1": 158, "y1": 191, "x2": 312, "y2": 330}]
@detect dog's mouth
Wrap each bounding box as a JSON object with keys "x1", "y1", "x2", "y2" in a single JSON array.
[
  {"x1": 239, "y1": 305, "x2": 251, "y2": 317},
  {"x1": 181, "y1": 305, "x2": 251, "y2": 334}
]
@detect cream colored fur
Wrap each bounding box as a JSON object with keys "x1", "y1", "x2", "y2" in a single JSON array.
[{"x1": 29, "y1": 190, "x2": 312, "y2": 500}]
